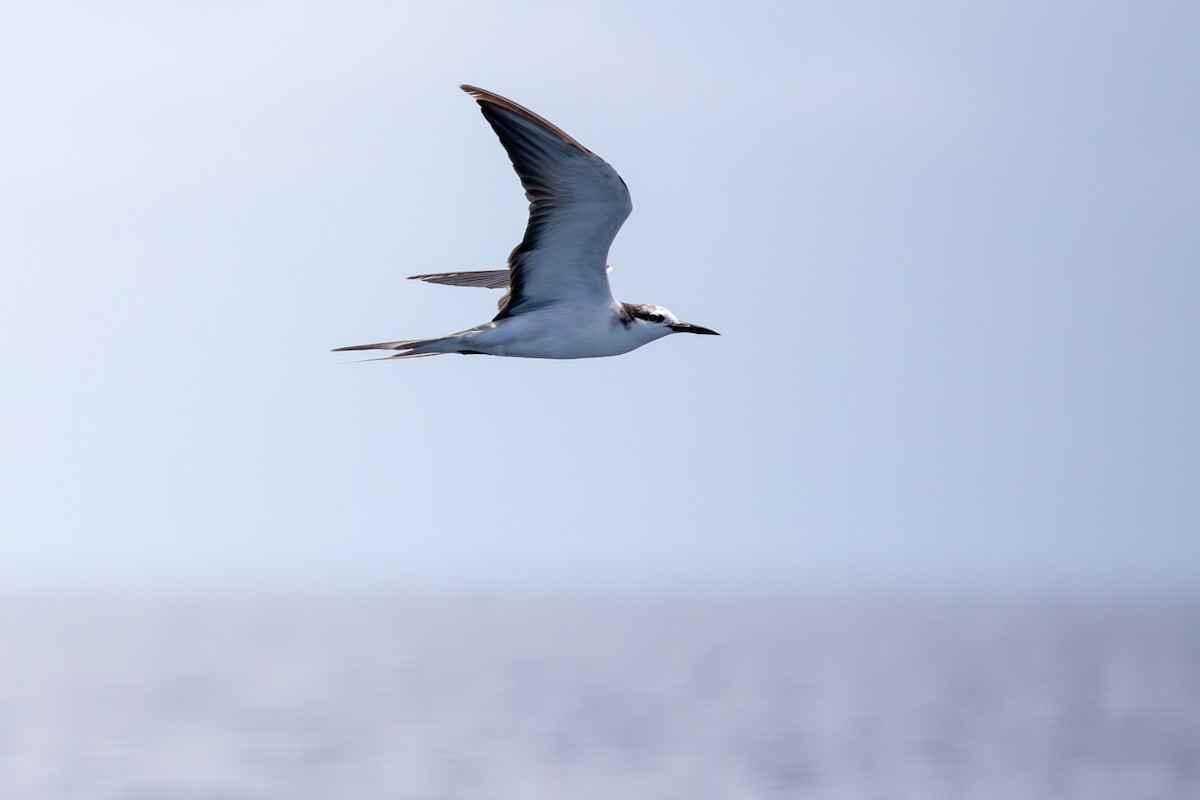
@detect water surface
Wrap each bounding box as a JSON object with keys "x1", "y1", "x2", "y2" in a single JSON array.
[{"x1": 1, "y1": 591, "x2": 1196, "y2": 799}]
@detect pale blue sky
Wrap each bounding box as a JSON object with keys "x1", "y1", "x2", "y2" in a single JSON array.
[{"x1": 2, "y1": 0, "x2": 1197, "y2": 593}]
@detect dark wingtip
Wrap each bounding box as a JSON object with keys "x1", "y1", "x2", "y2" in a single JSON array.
[{"x1": 458, "y1": 83, "x2": 592, "y2": 153}]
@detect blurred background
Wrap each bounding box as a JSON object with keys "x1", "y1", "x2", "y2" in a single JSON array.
[{"x1": 1, "y1": 0, "x2": 1197, "y2": 797}]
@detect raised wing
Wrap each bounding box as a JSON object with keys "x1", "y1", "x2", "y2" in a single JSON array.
[{"x1": 462, "y1": 85, "x2": 632, "y2": 318}]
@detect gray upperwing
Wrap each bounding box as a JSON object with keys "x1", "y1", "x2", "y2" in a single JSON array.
[
  {"x1": 462, "y1": 86, "x2": 630, "y2": 318},
  {"x1": 407, "y1": 265, "x2": 611, "y2": 290},
  {"x1": 408, "y1": 265, "x2": 613, "y2": 311},
  {"x1": 408, "y1": 270, "x2": 511, "y2": 289}
]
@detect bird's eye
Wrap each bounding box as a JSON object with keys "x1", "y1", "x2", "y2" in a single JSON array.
[{"x1": 648, "y1": 313, "x2": 664, "y2": 323}]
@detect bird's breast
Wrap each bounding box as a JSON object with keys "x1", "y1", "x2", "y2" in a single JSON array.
[{"x1": 470, "y1": 306, "x2": 647, "y2": 359}]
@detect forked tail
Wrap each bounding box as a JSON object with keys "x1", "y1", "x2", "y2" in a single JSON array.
[{"x1": 331, "y1": 336, "x2": 453, "y2": 359}]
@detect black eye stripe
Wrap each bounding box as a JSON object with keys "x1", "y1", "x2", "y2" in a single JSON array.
[{"x1": 618, "y1": 303, "x2": 671, "y2": 327}]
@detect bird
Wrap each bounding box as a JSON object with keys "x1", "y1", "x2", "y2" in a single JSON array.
[{"x1": 333, "y1": 84, "x2": 719, "y2": 360}]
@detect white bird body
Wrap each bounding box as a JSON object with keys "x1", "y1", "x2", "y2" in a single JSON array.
[
  {"x1": 349, "y1": 302, "x2": 678, "y2": 359},
  {"x1": 334, "y1": 85, "x2": 717, "y2": 360}
]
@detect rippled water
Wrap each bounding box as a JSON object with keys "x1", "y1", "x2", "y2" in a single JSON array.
[{"x1": 1, "y1": 591, "x2": 1196, "y2": 799}]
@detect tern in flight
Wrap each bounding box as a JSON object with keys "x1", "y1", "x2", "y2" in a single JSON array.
[{"x1": 333, "y1": 85, "x2": 718, "y2": 360}]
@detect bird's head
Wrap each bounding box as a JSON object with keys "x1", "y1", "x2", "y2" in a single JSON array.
[{"x1": 622, "y1": 303, "x2": 720, "y2": 341}]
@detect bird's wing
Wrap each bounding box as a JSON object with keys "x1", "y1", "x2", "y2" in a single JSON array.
[
  {"x1": 407, "y1": 265, "x2": 613, "y2": 291},
  {"x1": 408, "y1": 269, "x2": 512, "y2": 310},
  {"x1": 408, "y1": 270, "x2": 511, "y2": 289},
  {"x1": 462, "y1": 85, "x2": 632, "y2": 318}
]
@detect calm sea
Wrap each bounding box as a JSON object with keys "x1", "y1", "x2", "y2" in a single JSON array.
[{"x1": 1, "y1": 591, "x2": 1196, "y2": 799}]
